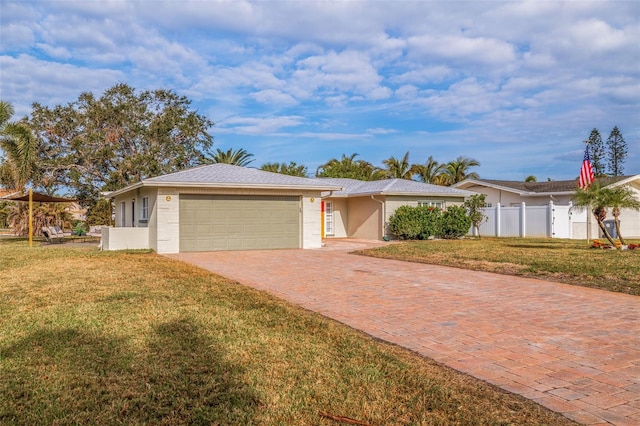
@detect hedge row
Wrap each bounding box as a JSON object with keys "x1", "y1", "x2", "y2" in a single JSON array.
[{"x1": 388, "y1": 205, "x2": 471, "y2": 240}]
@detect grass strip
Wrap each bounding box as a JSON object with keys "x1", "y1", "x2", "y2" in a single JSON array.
[{"x1": 358, "y1": 237, "x2": 640, "y2": 296}]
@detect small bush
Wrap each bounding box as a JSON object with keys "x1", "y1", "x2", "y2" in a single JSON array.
[
  {"x1": 439, "y1": 206, "x2": 472, "y2": 239},
  {"x1": 388, "y1": 205, "x2": 472, "y2": 240}
]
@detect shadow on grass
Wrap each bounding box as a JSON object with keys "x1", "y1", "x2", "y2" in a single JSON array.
[{"x1": 1, "y1": 318, "x2": 259, "y2": 425}]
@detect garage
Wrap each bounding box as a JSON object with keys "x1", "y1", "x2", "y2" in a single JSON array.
[{"x1": 179, "y1": 194, "x2": 300, "y2": 251}]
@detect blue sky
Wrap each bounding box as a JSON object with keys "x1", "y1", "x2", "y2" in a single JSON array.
[{"x1": 1, "y1": 0, "x2": 639, "y2": 180}]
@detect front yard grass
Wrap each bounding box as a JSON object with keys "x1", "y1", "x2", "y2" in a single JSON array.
[
  {"x1": 0, "y1": 240, "x2": 577, "y2": 425},
  {"x1": 358, "y1": 237, "x2": 640, "y2": 296}
]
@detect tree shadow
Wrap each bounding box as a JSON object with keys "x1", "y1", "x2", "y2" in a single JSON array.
[{"x1": 1, "y1": 318, "x2": 259, "y2": 424}]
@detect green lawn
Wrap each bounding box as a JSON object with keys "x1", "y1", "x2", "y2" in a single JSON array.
[
  {"x1": 358, "y1": 237, "x2": 640, "y2": 295},
  {"x1": 0, "y1": 239, "x2": 577, "y2": 425}
]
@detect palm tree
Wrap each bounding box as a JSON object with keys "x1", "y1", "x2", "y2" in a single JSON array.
[
  {"x1": 525, "y1": 175, "x2": 537, "y2": 182},
  {"x1": 0, "y1": 101, "x2": 39, "y2": 191},
  {"x1": 316, "y1": 153, "x2": 382, "y2": 180},
  {"x1": 572, "y1": 182, "x2": 616, "y2": 246},
  {"x1": 443, "y1": 156, "x2": 480, "y2": 185},
  {"x1": 260, "y1": 161, "x2": 308, "y2": 177},
  {"x1": 204, "y1": 148, "x2": 254, "y2": 166},
  {"x1": 414, "y1": 156, "x2": 447, "y2": 184},
  {"x1": 382, "y1": 151, "x2": 415, "y2": 180},
  {"x1": 598, "y1": 185, "x2": 640, "y2": 245}
]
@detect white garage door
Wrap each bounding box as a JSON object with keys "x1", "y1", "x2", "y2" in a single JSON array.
[{"x1": 179, "y1": 194, "x2": 300, "y2": 251}]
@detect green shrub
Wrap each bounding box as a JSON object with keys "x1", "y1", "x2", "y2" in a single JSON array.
[
  {"x1": 388, "y1": 205, "x2": 423, "y2": 240},
  {"x1": 388, "y1": 205, "x2": 472, "y2": 240},
  {"x1": 439, "y1": 206, "x2": 472, "y2": 239}
]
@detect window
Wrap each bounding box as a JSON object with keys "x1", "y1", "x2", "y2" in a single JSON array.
[
  {"x1": 141, "y1": 196, "x2": 149, "y2": 221},
  {"x1": 418, "y1": 201, "x2": 444, "y2": 209},
  {"x1": 131, "y1": 200, "x2": 136, "y2": 227},
  {"x1": 324, "y1": 201, "x2": 334, "y2": 236}
]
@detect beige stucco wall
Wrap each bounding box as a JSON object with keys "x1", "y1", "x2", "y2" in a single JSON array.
[
  {"x1": 346, "y1": 197, "x2": 382, "y2": 240},
  {"x1": 327, "y1": 198, "x2": 349, "y2": 238}
]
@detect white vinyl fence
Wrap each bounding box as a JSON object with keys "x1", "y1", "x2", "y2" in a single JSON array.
[{"x1": 473, "y1": 202, "x2": 640, "y2": 239}]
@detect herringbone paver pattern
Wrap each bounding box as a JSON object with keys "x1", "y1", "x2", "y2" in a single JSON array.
[{"x1": 170, "y1": 239, "x2": 640, "y2": 425}]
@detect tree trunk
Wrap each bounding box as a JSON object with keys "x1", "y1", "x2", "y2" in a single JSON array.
[
  {"x1": 595, "y1": 216, "x2": 617, "y2": 247},
  {"x1": 612, "y1": 208, "x2": 625, "y2": 245}
]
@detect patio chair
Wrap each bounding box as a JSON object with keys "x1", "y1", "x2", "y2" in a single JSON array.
[{"x1": 42, "y1": 226, "x2": 64, "y2": 244}]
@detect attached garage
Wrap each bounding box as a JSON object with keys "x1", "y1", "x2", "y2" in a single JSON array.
[
  {"x1": 104, "y1": 164, "x2": 341, "y2": 254},
  {"x1": 179, "y1": 194, "x2": 300, "y2": 251}
]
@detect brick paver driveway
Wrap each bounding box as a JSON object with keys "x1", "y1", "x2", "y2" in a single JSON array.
[{"x1": 170, "y1": 239, "x2": 640, "y2": 426}]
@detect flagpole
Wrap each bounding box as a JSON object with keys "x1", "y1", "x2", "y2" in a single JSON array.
[
  {"x1": 29, "y1": 187, "x2": 33, "y2": 248},
  {"x1": 583, "y1": 140, "x2": 591, "y2": 248}
]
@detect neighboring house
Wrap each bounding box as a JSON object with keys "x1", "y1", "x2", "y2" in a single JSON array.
[
  {"x1": 319, "y1": 178, "x2": 476, "y2": 240},
  {"x1": 453, "y1": 175, "x2": 640, "y2": 239},
  {"x1": 103, "y1": 164, "x2": 341, "y2": 253}
]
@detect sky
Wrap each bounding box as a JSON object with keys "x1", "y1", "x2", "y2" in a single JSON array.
[{"x1": 1, "y1": 0, "x2": 639, "y2": 181}]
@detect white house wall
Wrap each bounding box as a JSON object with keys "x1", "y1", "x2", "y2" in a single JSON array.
[{"x1": 114, "y1": 186, "x2": 325, "y2": 254}]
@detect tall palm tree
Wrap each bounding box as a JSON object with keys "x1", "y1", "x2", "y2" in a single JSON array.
[
  {"x1": 204, "y1": 147, "x2": 254, "y2": 166},
  {"x1": 382, "y1": 151, "x2": 415, "y2": 180},
  {"x1": 572, "y1": 182, "x2": 616, "y2": 246},
  {"x1": 444, "y1": 156, "x2": 480, "y2": 185},
  {"x1": 598, "y1": 185, "x2": 640, "y2": 245},
  {"x1": 0, "y1": 101, "x2": 40, "y2": 191},
  {"x1": 316, "y1": 153, "x2": 382, "y2": 180},
  {"x1": 414, "y1": 156, "x2": 447, "y2": 184}
]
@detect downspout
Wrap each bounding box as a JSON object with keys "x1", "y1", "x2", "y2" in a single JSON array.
[{"x1": 370, "y1": 195, "x2": 385, "y2": 240}]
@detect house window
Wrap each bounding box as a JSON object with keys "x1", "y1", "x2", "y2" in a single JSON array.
[
  {"x1": 131, "y1": 200, "x2": 136, "y2": 227},
  {"x1": 120, "y1": 202, "x2": 126, "y2": 227},
  {"x1": 141, "y1": 196, "x2": 149, "y2": 221},
  {"x1": 325, "y1": 201, "x2": 334, "y2": 236},
  {"x1": 418, "y1": 201, "x2": 444, "y2": 209}
]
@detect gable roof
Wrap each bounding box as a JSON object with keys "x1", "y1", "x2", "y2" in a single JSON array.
[
  {"x1": 318, "y1": 178, "x2": 475, "y2": 198},
  {"x1": 453, "y1": 175, "x2": 639, "y2": 195},
  {"x1": 106, "y1": 164, "x2": 341, "y2": 198}
]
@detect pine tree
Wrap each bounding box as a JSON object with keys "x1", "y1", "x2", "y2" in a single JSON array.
[
  {"x1": 587, "y1": 128, "x2": 606, "y2": 176},
  {"x1": 606, "y1": 126, "x2": 627, "y2": 176}
]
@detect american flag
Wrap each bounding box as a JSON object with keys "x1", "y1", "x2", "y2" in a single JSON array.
[{"x1": 579, "y1": 145, "x2": 594, "y2": 189}]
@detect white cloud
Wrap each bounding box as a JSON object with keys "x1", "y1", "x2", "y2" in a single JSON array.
[
  {"x1": 217, "y1": 115, "x2": 304, "y2": 135},
  {"x1": 250, "y1": 89, "x2": 297, "y2": 106}
]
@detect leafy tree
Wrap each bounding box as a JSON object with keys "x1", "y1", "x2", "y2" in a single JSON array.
[
  {"x1": 260, "y1": 161, "x2": 308, "y2": 177},
  {"x1": 598, "y1": 185, "x2": 640, "y2": 245},
  {"x1": 606, "y1": 126, "x2": 627, "y2": 176},
  {"x1": 443, "y1": 156, "x2": 480, "y2": 185},
  {"x1": 203, "y1": 147, "x2": 254, "y2": 166},
  {"x1": 464, "y1": 194, "x2": 488, "y2": 238},
  {"x1": 572, "y1": 182, "x2": 616, "y2": 246},
  {"x1": 25, "y1": 83, "x2": 214, "y2": 200},
  {"x1": 316, "y1": 153, "x2": 382, "y2": 180},
  {"x1": 413, "y1": 156, "x2": 447, "y2": 184},
  {"x1": 525, "y1": 175, "x2": 537, "y2": 182},
  {"x1": 86, "y1": 198, "x2": 114, "y2": 226},
  {"x1": 0, "y1": 100, "x2": 41, "y2": 191},
  {"x1": 382, "y1": 151, "x2": 415, "y2": 180},
  {"x1": 586, "y1": 128, "x2": 606, "y2": 177}
]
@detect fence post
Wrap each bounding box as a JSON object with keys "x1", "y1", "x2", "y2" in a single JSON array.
[
  {"x1": 568, "y1": 201, "x2": 573, "y2": 239},
  {"x1": 496, "y1": 203, "x2": 501, "y2": 237},
  {"x1": 548, "y1": 201, "x2": 554, "y2": 238},
  {"x1": 521, "y1": 201, "x2": 526, "y2": 237}
]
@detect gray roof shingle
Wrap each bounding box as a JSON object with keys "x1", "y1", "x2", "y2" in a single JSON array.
[
  {"x1": 317, "y1": 178, "x2": 475, "y2": 197},
  {"x1": 145, "y1": 164, "x2": 339, "y2": 189}
]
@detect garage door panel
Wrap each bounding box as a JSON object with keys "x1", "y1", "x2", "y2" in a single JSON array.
[{"x1": 180, "y1": 195, "x2": 300, "y2": 251}]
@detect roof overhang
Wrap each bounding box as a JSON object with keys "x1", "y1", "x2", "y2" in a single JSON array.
[{"x1": 106, "y1": 181, "x2": 342, "y2": 198}]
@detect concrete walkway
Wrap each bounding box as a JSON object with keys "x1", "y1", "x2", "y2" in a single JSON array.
[{"x1": 169, "y1": 239, "x2": 640, "y2": 425}]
